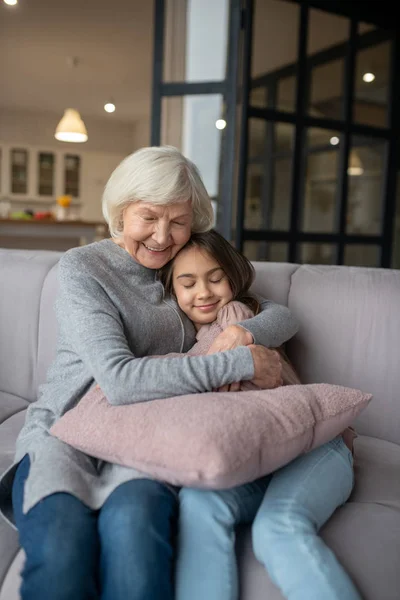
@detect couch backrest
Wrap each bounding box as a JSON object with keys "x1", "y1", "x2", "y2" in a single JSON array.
[
  {"x1": 0, "y1": 249, "x2": 61, "y2": 408},
  {"x1": 1, "y1": 249, "x2": 399, "y2": 445},
  {"x1": 252, "y1": 261, "x2": 400, "y2": 445}
]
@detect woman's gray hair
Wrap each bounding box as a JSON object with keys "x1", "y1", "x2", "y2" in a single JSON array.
[{"x1": 102, "y1": 146, "x2": 215, "y2": 238}]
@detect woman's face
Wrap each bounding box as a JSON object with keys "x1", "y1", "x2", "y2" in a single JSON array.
[
  {"x1": 120, "y1": 200, "x2": 193, "y2": 269},
  {"x1": 172, "y1": 246, "x2": 233, "y2": 330}
]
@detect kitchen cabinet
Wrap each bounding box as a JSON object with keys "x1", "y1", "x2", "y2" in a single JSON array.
[{"x1": 0, "y1": 144, "x2": 82, "y2": 202}]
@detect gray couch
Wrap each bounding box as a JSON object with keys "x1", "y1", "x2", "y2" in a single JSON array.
[{"x1": 0, "y1": 247, "x2": 399, "y2": 599}]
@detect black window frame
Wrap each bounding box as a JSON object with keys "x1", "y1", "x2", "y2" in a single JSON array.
[{"x1": 235, "y1": 0, "x2": 399, "y2": 267}]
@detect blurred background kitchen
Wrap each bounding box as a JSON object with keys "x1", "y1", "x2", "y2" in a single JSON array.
[{"x1": 0, "y1": 0, "x2": 151, "y2": 249}]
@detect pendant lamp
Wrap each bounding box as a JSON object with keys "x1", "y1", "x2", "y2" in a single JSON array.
[
  {"x1": 55, "y1": 108, "x2": 88, "y2": 143},
  {"x1": 347, "y1": 150, "x2": 364, "y2": 176}
]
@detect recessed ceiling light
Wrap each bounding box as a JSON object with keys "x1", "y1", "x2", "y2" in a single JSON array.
[
  {"x1": 4, "y1": 0, "x2": 18, "y2": 5},
  {"x1": 104, "y1": 103, "x2": 116, "y2": 113},
  {"x1": 330, "y1": 136, "x2": 340, "y2": 146},
  {"x1": 363, "y1": 72, "x2": 375, "y2": 83},
  {"x1": 215, "y1": 119, "x2": 226, "y2": 130}
]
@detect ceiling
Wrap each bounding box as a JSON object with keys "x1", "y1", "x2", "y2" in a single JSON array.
[{"x1": 0, "y1": 0, "x2": 154, "y2": 123}]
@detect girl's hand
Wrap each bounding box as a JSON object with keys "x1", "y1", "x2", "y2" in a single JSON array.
[{"x1": 206, "y1": 325, "x2": 253, "y2": 355}]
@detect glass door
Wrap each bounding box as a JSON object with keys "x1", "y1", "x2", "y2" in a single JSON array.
[{"x1": 151, "y1": 0, "x2": 243, "y2": 241}]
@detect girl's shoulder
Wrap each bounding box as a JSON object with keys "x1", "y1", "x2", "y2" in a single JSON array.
[{"x1": 217, "y1": 300, "x2": 254, "y2": 329}]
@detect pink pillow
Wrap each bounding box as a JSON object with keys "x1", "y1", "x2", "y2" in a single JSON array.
[{"x1": 50, "y1": 383, "x2": 371, "y2": 489}]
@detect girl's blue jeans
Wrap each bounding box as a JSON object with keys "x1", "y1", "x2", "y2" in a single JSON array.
[
  {"x1": 12, "y1": 455, "x2": 178, "y2": 600},
  {"x1": 175, "y1": 436, "x2": 362, "y2": 600}
]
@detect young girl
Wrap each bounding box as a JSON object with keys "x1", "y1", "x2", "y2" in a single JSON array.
[{"x1": 160, "y1": 229, "x2": 361, "y2": 600}]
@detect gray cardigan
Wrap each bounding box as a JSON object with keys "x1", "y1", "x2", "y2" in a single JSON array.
[{"x1": 0, "y1": 239, "x2": 299, "y2": 525}]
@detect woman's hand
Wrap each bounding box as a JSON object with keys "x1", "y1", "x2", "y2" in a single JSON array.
[
  {"x1": 206, "y1": 325, "x2": 254, "y2": 355},
  {"x1": 248, "y1": 345, "x2": 282, "y2": 389},
  {"x1": 212, "y1": 341, "x2": 282, "y2": 393}
]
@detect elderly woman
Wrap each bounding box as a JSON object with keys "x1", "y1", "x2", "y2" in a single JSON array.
[{"x1": 2, "y1": 146, "x2": 298, "y2": 600}]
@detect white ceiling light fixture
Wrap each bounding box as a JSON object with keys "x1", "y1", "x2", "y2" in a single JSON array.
[
  {"x1": 4, "y1": 0, "x2": 18, "y2": 6},
  {"x1": 330, "y1": 136, "x2": 340, "y2": 146},
  {"x1": 215, "y1": 119, "x2": 226, "y2": 130},
  {"x1": 104, "y1": 102, "x2": 116, "y2": 113},
  {"x1": 55, "y1": 108, "x2": 88, "y2": 143},
  {"x1": 55, "y1": 57, "x2": 88, "y2": 143},
  {"x1": 363, "y1": 72, "x2": 375, "y2": 83}
]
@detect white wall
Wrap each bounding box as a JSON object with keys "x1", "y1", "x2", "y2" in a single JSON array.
[{"x1": 80, "y1": 152, "x2": 126, "y2": 222}]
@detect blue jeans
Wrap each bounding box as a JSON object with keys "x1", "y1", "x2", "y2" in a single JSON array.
[
  {"x1": 175, "y1": 437, "x2": 361, "y2": 600},
  {"x1": 12, "y1": 455, "x2": 178, "y2": 600},
  {"x1": 252, "y1": 436, "x2": 361, "y2": 600},
  {"x1": 176, "y1": 474, "x2": 270, "y2": 600}
]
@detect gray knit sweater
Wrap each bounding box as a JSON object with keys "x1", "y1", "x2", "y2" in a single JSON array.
[{"x1": 0, "y1": 239, "x2": 298, "y2": 524}]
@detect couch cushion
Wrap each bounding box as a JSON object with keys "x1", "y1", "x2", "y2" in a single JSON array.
[
  {"x1": 0, "y1": 409, "x2": 27, "y2": 596},
  {"x1": 287, "y1": 265, "x2": 400, "y2": 445},
  {"x1": 0, "y1": 411, "x2": 28, "y2": 477},
  {"x1": 237, "y1": 434, "x2": 400, "y2": 600},
  {"x1": 0, "y1": 518, "x2": 19, "y2": 599},
  {"x1": 0, "y1": 550, "x2": 22, "y2": 600},
  {"x1": 0, "y1": 392, "x2": 28, "y2": 426},
  {"x1": 0, "y1": 249, "x2": 61, "y2": 404}
]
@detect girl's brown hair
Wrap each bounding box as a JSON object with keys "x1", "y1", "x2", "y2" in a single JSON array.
[{"x1": 159, "y1": 229, "x2": 261, "y2": 314}]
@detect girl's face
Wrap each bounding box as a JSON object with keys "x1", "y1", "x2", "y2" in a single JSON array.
[{"x1": 172, "y1": 246, "x2": 234, "y2": 330}]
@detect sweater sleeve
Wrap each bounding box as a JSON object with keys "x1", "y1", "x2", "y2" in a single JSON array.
[
  {"x1": 56, "y1": 254, "x2": 254, "y2": 405},
  {"x1": 237, "y1": 295, "x2": 299, "y2": 347}
]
